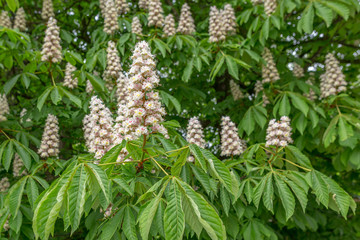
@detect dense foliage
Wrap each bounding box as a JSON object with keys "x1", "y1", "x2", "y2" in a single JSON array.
[{"x1": 0, "y1": 0, "x2": 360, "y2": 239}]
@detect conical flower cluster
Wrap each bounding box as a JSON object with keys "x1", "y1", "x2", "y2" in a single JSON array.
[
  {"x1": 14, "y1": 8, "x2": 26, "y2": 31},
  {"x1": 0, "y1": 94, "x2": 10, "y2": 122},
  {"x1": 139, "y1": 0, "x2": 148, "y2": 9},
  {"x1": 163, "y1": 14, "x2": 175, "y2": 37},
  {"x1": 304, "y1": 74, "x2": 316, "y2": 101},
  {"x1": 13, "y1": 153, "x2": 27, "y2": 177},
  {"x1": 63, "y1": 63, "x2": 78, "y2": 89},
  {"x1": 41, "y1": 0, "x2": 55, "y2": 20},
  {"x1": 132, "y1": 16, "x2": 143, "y2": 36},
  {"x1": 38, "y1": 114, "x2": 60, "y2": 158},
  {"x1": 0, "y1": 11, "x2": 11, "y2": 28},
  {"x1": 119, "y1": 41, "x2": 168, "y2": 141},
  {"x1": 82, "y1": 114, "x2": 92, "y2": 149},
  {"x1": 20, "y1": 108, "x2": 31, "y2": 123},
  {"x1": 116, "y1": 72, "x2": 129, "y2": 105},
  {"x1": 87, "y1": 96, "x2": 115, "y2": 160},
  {"x1": 223, "y1": 4, "x2": 236, "y2": 35},
  {"x1": 320, "y1": 53, "x2": 347, "y2": 98},
  {"x1": 113, "y1": 104, "x2": 133, "y2": 163},
  {"x1": 86, "y1": 80, "x2": 94, "y2": 94},
  {"x1": 293, "y1": 63, "x2": 304, "y2": 78},
  {"x1": 262, "y1": 47, "x2": 280, "y2": 83},
  {"x1": 255, "y1": 80, "x2": 270, "y2": 106},
  {"x1": 115, "y1": 0, "x2": 129, "y2": 14},
  {"x1": 177, "y1": 3, "x2": 195, "y2": 35},
  {"x1": 251, "y1": 0, "x2": 264, "y2": 5},
  {"x1": 103, "y1": 41, "x2": 122, "y2": 91},
  {"x1": 186, "y1": 117, "x2": 205, "y2": 162},
  {"x1": 41, "y1": 17, "x2": 62, "y2": 63},
  {"x1": 220, "y1": 116, "x2": 245, "y2": 157},
  {"x1": 0, "y1": 177, "x2": 10, "y2": 192},
  {"x1": 148, "y1": 0, "x2": 164, "y2": 27},
  {"x1": 265, "y1": 116, "x2": 293, "y2": 147},
  {"x1": 104, "y1": 0, "x2": 119, "y2": 35},
  {"x1": 209, "y1": 6, "x2": 226, "y2": 43},
  {"x1": 99, "y1": 0, "x2": 106, "y2": 16},
  {"x1": 230, "y1": 80, "x2": 244, "y2": 101},
  {"x1": 264, "y1": 0, "x2": 277, "y2": 16}
]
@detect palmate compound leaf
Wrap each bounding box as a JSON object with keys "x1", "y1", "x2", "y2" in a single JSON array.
[
  {"x1": 176, "y1": 178, "x2": 226, "y2": 240},
  {"x1": 274, "y1": 174, "x2": 295, "y2": 221},
  {"x1": 164, "y1": 179, "x2": 185, "y2": 240}
]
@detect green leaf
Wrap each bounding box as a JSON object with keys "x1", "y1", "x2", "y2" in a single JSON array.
[
  {"x1": 310, "y1": 170, "x2": 329, "y2": 208},
  {"x1": 85, "y1": 163, "x2": 111, "y2": 205},
  {"x1": 241, "y1": 107, "x2": 255, "y2": 135},
  {"x1": 7, "y1": 176, "x2": 27, "y2": 218},
  {"x1": 189, "y1": 144, "x2": 207, "y2": 172},
  {"x1": 263, "y1": 174, "x2": 274, "y2": 213},
  {"x1": 172, "y1": 148, "x2": 189, "y2": 176},
  {"x1": 160, "y1": 90, "x2": 181, "y2": 114},
  {"x1": 210, "y1": 55, "x2": 225, "y2": 81},
  {"x1": 26, "y1": 177, "x2": 39, "y2": 209},
  {"x1": 253, "y1": 106, "x2": 267, "y2": 129},
  {"x1": 68, "y1": 164, "x2": 87, "y2": 232},
  {"x1": 314, "y1": 2, "x2": 333, "y2": 27},
  {"x1": 37, "y1": 86, "x2": 53, "y2": 110},
  {"x1": 6, "y1": 0, "x2": 19, "y2": 12},
  {"x1": 164, "y1": 180, "x2": 185, "y2": 240},
  {"x1": 153, "y1": 38, "x2": 170, "y2": 57},
  {"x1": 123, "y1": 206, "x2": 137, "y2": 240},
  {"x1": 112, "y1": 177, "x2": 134, "y2": 196},
  {"x1": 97, "y1": 49, "x2": 107, "y2": 70},
  {"x1": 322, "y1": 1, "x2": 350, "y2": 20},
  {"x1": 177, "y1": 179, "x2": 226, "y2": 240},
  {"x1": 220, "y1": 187, "x2": 230, "y2": 216},
  {"x1": 253, "y1": 173, "x2": 270, "y2": 209},
  {"x1": 288, "y1": 93, "x2": 309, "y2": 116},
  {"x1": 50, "y1": 86, "x2": 62, "y2": 105},
  {"x1": 338, "y1": 117, "x2": 353, "y2": 142},
  {"x1": 58, "y1": 86, "x2": 82, "y2": 108},
  {"x1": 285, "y1": 177, "x2": 308, "y2": 212},
  {"x1": 261, "y1": 18, "x2": 270, "y2": 42},
  {"x1": 3, "y1": 140, "x2": 14, "y2": 171},
  {"x1": 285, "y1": 145, "x2": 313, "y2": 169},
  {"x1": 279, "y1": 94, "x2": 291, "y2": 116},
  {"x1": 182, "y1": 58, "x2": 193, "y2": 82},
  {"x1": 302, "y1": 3, "x2": 314, "y2": 33},
  {"x1": 13, "y1": 141, "x2": 31, "y2": 170},
  {"x1": 4, "y1": 74, "x2": 20, "y2": 94},
  {"x1": 190, "y1": 165, "x2": 212, "y2": 195},
  {"x1": 100, "y1": 209, "x2": 124, "y2": 240},
  {"x1": 100, "y1": 142, "x2": 125, "y2": 164},
  {"x1": 225, "y1": 55, "x2": 239, "y2": 80},
  {"x1": 274, "y1": 174, "x2": 295, "y2": 221},
  {"x1": 323, "y1": 115, "x2": 340, "y2": 147}
]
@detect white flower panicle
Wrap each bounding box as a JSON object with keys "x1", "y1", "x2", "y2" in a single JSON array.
[
  {"x1": 139, "y1": 0, "x2": 148, "y2": 9},
  {"x1": 265, "y1": 116, "x2": 293, "y2": 147},
  {"x1": 220, "y1": 116, "x2": 245, "y2": 157},
  {"x1": 63, "y1": 63, "x2": 78, "y2": 89},
  {"x1": 209, "y1": 6, "x2": 226, "y2": 43},
  {"x1": 0, "y1": 94, "x2": 10, "y2": 122},
  {"x1": 320, "y1": 53, "x2": 347, "y2": 98},
  {"x1": 82, "y1": 114, "x2": 92, "y2": 148},
  {"x1": 38, "y1": 114, "x2": 60, "y2": 158},
  {"x1": 255, "y1": 80, "x2": 270, "y2": 106},
  {"x1": 41, "y1": 0, "x2": 55, "y2": 20},
  {"x1": 99, "y1": 0, "x2": 106, "y2": 16},
  {"x1": 119, "y1": 41, "x2": 168, "y2": 141},
  {"x1": 115, "y1": 0, "x2": 130, "y2": 14},
  {"x1": 20, "y1": 108, "x2": 31, "y2": 123},
  {"x1": 223, "y1": 4, "x2": 237, "y2": 35},
  {"x1": 304, "y1": 74, "x2": 316, "y2": 100},
  {"x1": 41, "y1": 17, "x2": 62, "y2": 63},
  {"x1": 186, "y1": 117, "x2": 205, "y2": 162},
  {"x1": 163, "y1": 14, "x2": 176, "y2": 37},
  {"x1": 0, "y1": 177, "x2": 10, "y2": 193},
  {"x1": 116, "y1": 72, "x2": 129, "y2": 105},
  {"x1": 230, "y1": 79, "x2": 244, "y2": 101},
  {"x1": 177, "y1": 3, "x2": 195, "y2": 35},
  {"x1": 262, "y1": 47, "x2": 280, "y2": 83},
  {"x1": 148, "y1": 0, "x2": 164, "y2": 27},
  {"x1": 264, "y1": 0, "x2": 277, "y2": 16},
  {"x1": 104, "y1": 0, "x2": 119, "y2": 35},
  {"x1": 13, "y1": 153, "x2": 27, "y2": 177},
  {"x1": 0, "y1": 11, "x2": 11, "y2": 28},
  {"x1": 103, "y1": 41, "x2": 122, "y2": 91},
  {"x1": 86, "y1": 80, "x2": 94, "y2": 93},
  {"x1": 293, "y1": 63, "x2": 304, "y2": 78},
  {"x1": 14, "y1": 8, "x2": 26, "y2": 31},
  {"x1": 132, "y1": 16, "x2": 143, "y2": 35},
  {"x1": 251, "y1": 0, "x2": 264, "y2": 5},
  {"x1": 88, "y1": 96, "x2": 115, "y2": 160}
]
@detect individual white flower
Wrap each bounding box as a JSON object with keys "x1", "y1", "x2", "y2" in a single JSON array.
[
  {"x1": 63, "y1": 63, "x2": 78, "y2": 89},
  {"x1": 292, "y1": 63, "x2": 304, "y2": 78},
  {"x1": 265, "y1": 116, "x2": 293, "y2": 147},
  {"x1": 177, "y1": 3, "x2": 195, "y2": 35},
  {"x1": 320, "y1": 53, "x2": 347, "y2": 98},
  {"x1": 223, "y1": 4, "x2": 236, "y2": 35},
  {"x1": 41, "y1": 17, "x2": 62, "y2": 63},
  {"x1": 262, "y1": 47, "x2": 279, "y2": 83},
  {"x1": 163, "y1": 14, "x2": 175, "y2": 37},
  {"x1": 104, "y1": 0, "x2": 119, "y2": 35},
  {"x1": 87, "y1": 96, "x2": 115, "y2": 160},
  {"x1": 132, "y1": 16, "x2": 143, "y2": 36},
  {"x1": 230, "y1": 79, "x2": 244, "y2": 101},
  {"x1": 148, "y1": 0, "x2": 164, "y2": 28},
  {"x1": 41, "y1": 0, "x2": 54, "y2": 20},
  {"x1": 264, "y1": 0, "x2": 277, "y2": 16},
  {"x1": 115, "y1": 0, "x2": 129, "y2": 14},
  {"x1": 0, "y1": 177, "x2": 10, "y2": 193},
  {"x1": 0, "y1": 11, "x2": 11, "y2": 28},
  {"x1": 38, "y1": 114, "x2": 60, "y2": 158},
  {"x1": 13, "y1": 153, "x2": 27, "y2": 177},
  {"x1": 14, "y1": 7, "x2": 26, "y2": 31},
  {"x1": 209, "y1": 6, "x2": 226, "y2": 43},
  {"x1": 103, "y1": 41, "x2": 122, "y2": 91},
  {"x1": 0, "y1": 94, "x2": 10, "y2": 122},
  {"x1": 220, "y1": 116, "x2": 245, "y2": 157}
]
